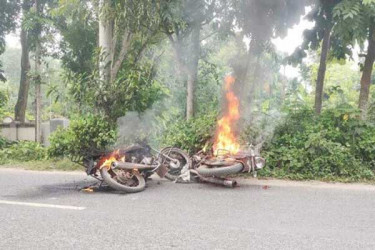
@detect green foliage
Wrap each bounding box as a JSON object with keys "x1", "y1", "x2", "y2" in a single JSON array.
[
  {"x1": 0, "y1": 141, "x2": 47, "y2": 164},
  {"x1": 0, "y1": 0, "x2": 19, "y2": 57},
  {"x1": 0, "y1": 88, "x2": 8, "y2": 118},
  {"x1": 289, "y1": 0, "x2": 349, "y2": 65},
  {"x1": 160, "y1": 111, "x2": 218, "y2": 153},
  {"x1": 261, "y1": 106, "x2": 375, "y2": 181},
  {"x1": 48, "y1": 114, "x2": 117, "y2": 158},
  {"x1": 63, "y1": 59, "x2": 167, "y2": 121},
  {"x1": 52, "y1": 0, "x2": 97, "y2": 74},
  {"x1": 0, "y1": 136, "x2": 12, "y2": 150},
  {"x1": 333, "y1": 0, "x2": 375, "y2": 46}
]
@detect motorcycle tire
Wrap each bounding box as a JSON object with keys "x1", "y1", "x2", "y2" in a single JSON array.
[
  {"x1": 100, "y1": 167, "x2": 146, "y2": 193},
  {"x1": 159, "y1": 147, "x2": 191, "y2": 181},
  {"x1": 196, "y1": 162, "x2": 244, "y2": 177}
]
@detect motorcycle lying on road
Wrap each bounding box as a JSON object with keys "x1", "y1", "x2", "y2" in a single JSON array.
[
  {"x1": 81, "y1": 144, "x2": 265, "y2": 193},
  {"x1": 82, "y1": 145, "x2": 191, "y2": 193},
  {"x1": 190, "y1": 145, "x2": 266, "y2": 187}
]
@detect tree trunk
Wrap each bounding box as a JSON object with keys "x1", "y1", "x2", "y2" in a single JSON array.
[
  {"x1": 35, "y1": 45, "x2": 41, "y2": 142},
  {"x1": 14, "y1": 1, "x2": 31, "y2": 123},
  {"x1": 186, "y1": 25, "x2": 200, "y2": 120},
  {"x1": 110, "y1": 32, "x2": 131, "y2": 82},
  {"x1": 34, "y1": 0, "x2": 42, "y2": 143},
  {"x1": 99, "y1": 0, "x2": 113, "y2": 84},
  {"x1": 281, "y1": 66, "x2": 286, "y2": 103},
  {"x1": 314, "y1": 24, "x2": 332, "y2": 115},
  {"x1": 359, "y1": 20, "x2": 375, "y2": 120}
]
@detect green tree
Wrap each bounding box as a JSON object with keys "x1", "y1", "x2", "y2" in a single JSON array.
[
  {"x1": 52, "y1": 0, "x2": 97, "y2": 75},
  {"x1": 14, "y1": 0, "x2": 32, "y2": 123},
  {"x1": 232, "y1": 0, "x2": 310, "y2": 106},
  {"x1": 160, "y1": 0, "x2": 230, "y2": 119},
  {"x1": 0, "y1": 0, "x2": 20, "y2": 82},
  {"x1": 334, "y1": 0, "x2": 375, "y2": 119},
  {"x1": 96, "y1": 0, "x2": 162, "y2": 84},
  {"x1": 53, "y1": 0, "x2": 166, "y2": 121},
  {"x1": 0, "y1": 0, "x2": 20, "y2": 68},
  {"x1": 291, "y1": 0, "x2": 343, "y2": 115}
]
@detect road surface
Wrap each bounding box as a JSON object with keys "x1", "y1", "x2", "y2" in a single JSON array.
[{"x1": 1, "y1": 168, "x2": 375, "y2": 250}]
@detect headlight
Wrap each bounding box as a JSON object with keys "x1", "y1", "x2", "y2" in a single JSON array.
[{"x1": 255, "y1": 157, "x2": 265, "y2": 169}]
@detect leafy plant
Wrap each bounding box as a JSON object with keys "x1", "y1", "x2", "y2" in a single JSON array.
[
  {"x1": 0, "y1": 136, "x2": 12, "y2": 150},
  {"x1": 48, "y1": 114, "x2": 117, "y2": 159},
  {"x1": 260, "y1": 106, "x2": 375, "y2": 181},
  {"x1": 0, "y1": 141, "x2": 47, "y2": 164},
  {"x1": 0, "y1": 88, "x2": 8, "y2": 118},
  {"x1": 64, "y1": 60, "x2": 167, "y2": 122},
  {"x1": 160, "y1": 111, "x2": 218, "y2": 153}
]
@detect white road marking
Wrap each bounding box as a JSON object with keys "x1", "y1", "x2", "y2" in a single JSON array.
[{"x1": 0, "y1": 200, "x2": 86, "y2": 210}]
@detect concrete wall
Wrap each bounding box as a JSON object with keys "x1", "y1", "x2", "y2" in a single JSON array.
[
  {"x1": 1, "y1": 123, "x2": 37, "y2": 142},
  {"x1": 1, "y1": 118, "x2": 70, "y2": 146},
  {"x1": 1, "y1": 126, "x2": 17, "y2": 141}
]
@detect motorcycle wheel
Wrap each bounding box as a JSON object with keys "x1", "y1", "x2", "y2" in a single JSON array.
[
  {"x1": 100, "y1": 167, "x2": 146, "y2": 193},
  {"x1": 159, "y1": 147, "x2": 191, "y2": 181},
  {"x1": 196, "y1": 163, "x2": 243, "y2": 177}
]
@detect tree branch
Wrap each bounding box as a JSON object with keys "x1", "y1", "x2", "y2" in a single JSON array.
[{"x1": 111, "y1": 31, "x2": 133, "y2": 82}]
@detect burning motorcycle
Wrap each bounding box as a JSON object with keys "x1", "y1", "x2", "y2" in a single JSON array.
[
  {"x1": 182, "y1": 74, "x2": 266, "y2": 187},
  {"x1": 82, "y1": 144, "x2": 191, "y2": 193},
  {"x1": 190, "y1": 144, "x2": 266, "y2": 187}
]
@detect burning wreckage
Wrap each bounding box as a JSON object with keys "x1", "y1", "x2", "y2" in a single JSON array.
[{"x1": 81, "y1": 76, "x2": 266, "y2": 193}]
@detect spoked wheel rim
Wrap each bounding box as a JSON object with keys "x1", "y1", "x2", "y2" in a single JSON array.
[
  {"x1": 100, "y1": 167, "x2": 146, "y2": 193},
  {"x1": 159, "y1": 147, "x2": 191, "y2": 180},
  {"x1": 110, "y1": 169, "x2": 141, "y2": 187}
]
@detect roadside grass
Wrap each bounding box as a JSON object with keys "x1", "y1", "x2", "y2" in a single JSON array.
[{"x1": 0, "y1": 158, "x2": 83, "y2": 171}]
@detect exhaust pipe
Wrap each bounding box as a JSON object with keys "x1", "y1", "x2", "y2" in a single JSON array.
[
  {"x1": 111, "y1": 161, "x2": 155, "y2": 170},
  {"x1": 189, "y1": 169, "x2": 237, "y2": 188},
  {"x1": 201, "y1": 177, "x2": 237, "y2": 188}
]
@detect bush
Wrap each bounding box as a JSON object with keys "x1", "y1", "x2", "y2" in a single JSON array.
[
  {"x1": 48, "y1": 114, "x2": 117, "y2": 159},
  {"x1": 260, "y1": 106, "x2": 375, "y2": 181},
  {"x1": 0, "y1": 136, "x2": 12, "y2": 150},
  {"x1": 0, "y1": 141, "x2": 47, "y2": 164},
  {"x1": 0, "y1": 89, "x2": 9, "y2": 119},
  {"x1": 160, "y1": 112, "x2": 218, "y2": 153}
]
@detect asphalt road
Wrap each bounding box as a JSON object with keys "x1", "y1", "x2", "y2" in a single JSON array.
[{"x1": 1, "y1": 169, "x2": 375, "y2": 250}]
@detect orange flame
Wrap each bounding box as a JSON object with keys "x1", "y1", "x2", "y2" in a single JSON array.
[
  {"x1": 98, "y1": 150, "x2": 126, "y2": 169},
  {"x1": 213, "y1": 75, "x2": 240, "y2": 155}
]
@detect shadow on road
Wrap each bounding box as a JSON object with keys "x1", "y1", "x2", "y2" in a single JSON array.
[{"x1": 1, "y1": 179, "x2": 98, "y2": 200}]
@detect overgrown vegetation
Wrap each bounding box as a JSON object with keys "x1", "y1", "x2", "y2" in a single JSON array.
[
  {"x1": 0, "y1": 140, "x2": 47, "y2": 164},
  {"x1": 151, "y1": 104, "x2": 374, "y2": 182},
  {"x1": 160, "y1": 111, "x2": 218, "y2": 153},
  {"x1": 260, "y1": 106, "x2": 375, "y2": 181},
  {"x1": 0, "y1": 115, "x2": 115, "y2": 170},
  {"x1": 48, "y1": 114, "x2": 117, "y2": 158}
]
